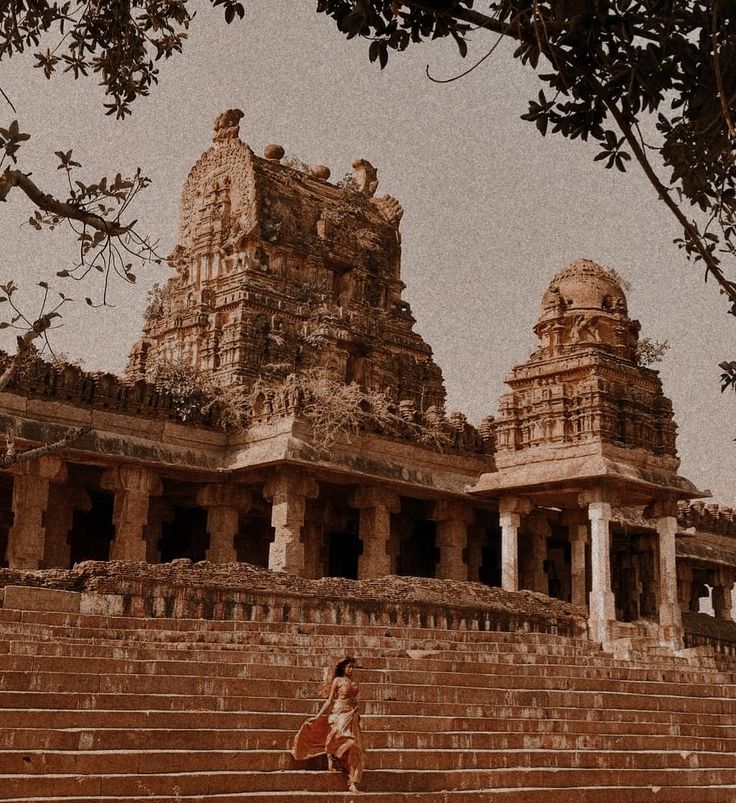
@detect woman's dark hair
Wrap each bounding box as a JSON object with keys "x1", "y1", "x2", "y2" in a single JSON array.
[
  {"x1": 333, "y1": 656, "x2": 356, "y2": 678},
  {"x1": 323, "y1": 656, "x2": 356, "y2": 694}
]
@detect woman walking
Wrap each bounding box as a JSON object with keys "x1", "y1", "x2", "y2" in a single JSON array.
[{"x1": 291, "y1": 655, "x2": 366, "y2": 793}]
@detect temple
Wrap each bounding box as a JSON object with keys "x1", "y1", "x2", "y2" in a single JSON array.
[{"x1": 0, "y1": 109, "x2": 731, "y2": 652}]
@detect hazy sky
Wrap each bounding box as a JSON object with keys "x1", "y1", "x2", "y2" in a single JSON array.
[{"x1": 2, "y1": 2, "x2": 735, "y2": 502}]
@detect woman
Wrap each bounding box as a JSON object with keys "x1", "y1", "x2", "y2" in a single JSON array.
[{"x1": 290, "y1": 655, "x2": 366, "y2": 793}]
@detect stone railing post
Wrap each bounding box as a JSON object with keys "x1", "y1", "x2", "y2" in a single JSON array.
[
  {"x1": 431, "y1": 500, "x2": 475, "y2": 581},
  {"x1": 6, "y1": 456, "x2": 67, "y2": 569},
  {"x1": 351, "y1": 487, "x2": 401, "y2": 579},
  {"x1": 102, "y1": 466, "x2": 163, "y2": 562},
  {"x1": 580, "y1": 490, "x2": 616, "y2": 644},
  {"x1": 263, "y1": 470, "x2": 319, "y2": 575},
  {"x1": 498, "y1": 496, "x2": 532, "y2": 592},
  {"x1": 196, "y1": 484, "x2": 252, "y2": 563}
]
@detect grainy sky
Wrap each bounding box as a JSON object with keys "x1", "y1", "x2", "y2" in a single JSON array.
[{"x1": 2, "y1": 2, "x2": 734, "y2": 502}]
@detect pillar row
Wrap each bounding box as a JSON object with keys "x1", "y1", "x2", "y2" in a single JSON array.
[
  {"x1": 431, "y1": 500, "x2": 475, "y2": 581},
  {"x1": 196, "y1": 484, "x2": 252, "y2": 564},
  {"x1": 562, "y1": 511, "x2": 589, "y2": 610},
  {"x1": 351, "y1": 487, "x2": 400, "y2": 579},
  {"x1": 6, "y1": 456, "x2": 67, "y2": 569},
  {"x1": 498, "y1": 496, "x2": 532, "y2": 592},
  {"x1": 583, "y1": 494, "x2": 616, "y2": 644},
  {"x1": 711, "y1": 567, "x2": 734, "y2": 623},
  {"x1": 102, "y1": 466, "x2": 162, "y2": 562},
  {"x1": 264, "y1": 470, "x2": 319, "y2": 575}
]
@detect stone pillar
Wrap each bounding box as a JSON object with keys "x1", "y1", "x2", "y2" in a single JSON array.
[
  {"x1": 431, "y1": 501, "x2": 475, "y2": 581},
  {"x1": 498, "y1": 496, "x2": 532, "y2": 592},
  {"x1": 711, "y1": 567, "x2": 734, "y2": 622},
  {"x1": 102, "y1": 466, "x2": 163, "y2": 562},
  {"x1": 6, "y1": 456, "x2": 67, "y2": 569},
  {"x1": 525, "y1": 512, "x2": 551, "y2": 594},
  {"x1": 144, "y1": 499, "x2": 174, "y2": 564},
  {"x1": 196, "y1": 484, "x2": 252, "y2": 564},
  {"x1": 581, "y1": 491, "x2": 616, "y2": 643},
  {"x1": 351, "y1": 487, "x2": 400, "y2": 579},
  {"x1": 563, "y1": 511, "x2": 589, "y2": 610},
  {"x1": 465, "y1": 524, "x2": 485, "y2": 583},
  {"x1": 263, "y1": 470, "x2": 319, "y2": 575},
  {"x1": 43, "y1": 486, "x2": 91, "y2": 569},
  {"x1": 676, "y1": 562, "x2": 696, "y2": 613}
]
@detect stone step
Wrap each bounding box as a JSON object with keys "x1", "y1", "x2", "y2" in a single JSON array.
[
  {"x1": 7, "y1": 788, "x2": 736, "y2": 803},
  {"x1": 3, "y1": 647, "x2": 734, "y2": 687},
  {"x1": 4, "y1": 767, "x2": 736, "y2": 798},
  {"x1": 5, "y1": 726, "x2": 736, "y2": 753},
  {"x1": 4, "y1": 707, "x2": 736, "y2": 737},
  {"x1": 3, "y1": 669, "x2": 736, "y2": 714},
  {"x1": 3, "y1": 747, "x2": 736, "y2": 776},
  {"x1": 2, "y1": 691, "x2": 734, "y2": 727}
]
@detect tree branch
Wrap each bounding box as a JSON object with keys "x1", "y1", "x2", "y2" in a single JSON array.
[
  {"x1": 0, "y1": 168, "x2": 131, "y2": 237},
  {"x1": 1, "y1": 424, "x2": 92, "y2": 469}
]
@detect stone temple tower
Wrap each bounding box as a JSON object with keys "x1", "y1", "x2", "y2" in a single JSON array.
[
  {"x1": 125, "y1": 109, "x2": 445, "y2": 411},
  {"x1": 494, "y1": 258, "x2": 678, "y2": 460}
]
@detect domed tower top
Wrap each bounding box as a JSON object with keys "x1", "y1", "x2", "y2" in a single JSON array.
[{"x1": 533, "y1": 259, "x2": 639, "y2": 360}]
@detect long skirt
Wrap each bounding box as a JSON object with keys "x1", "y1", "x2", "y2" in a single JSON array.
[{"x1": 290, "y1": 706, "x2": 365, "y2": 784}]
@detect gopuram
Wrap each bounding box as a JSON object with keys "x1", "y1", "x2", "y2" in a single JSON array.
[{"x1": 0, "y1": 108, "x2": 732, "y2": 654}]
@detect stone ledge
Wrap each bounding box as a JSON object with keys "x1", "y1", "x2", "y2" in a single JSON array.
[
  {"x1": 0, "y1": 561, "x2": 586, "y2": 638},
  {"x1": 3, "y1": 585, "x2": 81, "y2": 613}
]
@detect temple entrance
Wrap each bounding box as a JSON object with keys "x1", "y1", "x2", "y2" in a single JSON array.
[
  {"x1": 397, "y1": 519, "x2": 438, "y2": 578},
  {"x1": 545, "y1": 530, "x2": 572, "y2": 602},
  {"x1": 235, "y1": 514, "x2": 272, "y2": 567},
  {"x1": 159, "y1": 506, "x2": 208, "y2": 562},
  {"x1": 328, "y1": 529, "x2": 361, "y2": 579},
  {"x1": 477, "y1": 522, "x2": 502, "y2": 587},
  {"x1": 68, "y1": 491, "x2": 115, "y2": 566},
  {"x1": 612, "y1": 528, "x2": 659, "y2": 622}
]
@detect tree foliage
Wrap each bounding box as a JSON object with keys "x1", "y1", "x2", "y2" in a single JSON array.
[{"x1": 317, "y1": 1, "x2": 736, "y2": 380}]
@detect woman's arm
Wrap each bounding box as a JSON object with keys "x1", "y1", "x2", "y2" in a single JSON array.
[{"x1": 314, "y1": 678, "x2": 339, "y2": 718}]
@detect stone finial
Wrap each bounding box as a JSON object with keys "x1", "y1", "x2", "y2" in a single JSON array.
[
  {"x1": 264, "y1": 144, "x2": 285, "y2": 160},
  {"x1": 311, "y1": 164, "x2": 331, "y2": 180},
  {"x1": 352, "y1": 158, "x2": 379, "y2": 197},
  {"x1": 373, "y1": 194, "x2": 404, "y2": 226},
  {"x1": 213, "y1": 109, "x2": 244, "y2": 142}
]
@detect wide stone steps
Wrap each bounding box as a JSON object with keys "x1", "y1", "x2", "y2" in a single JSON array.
[
  {"x1": 6, "y1": 791, "x2": 736, "y2": 803},
  {"x1": 1, "y1": 668, "x2": 734, "y2": 716},
  {"x1": 7, "y1": 790, "x2": 736, "y2": 803},
  {"x1": 4, "y1": 746, "x2": 736, "y2": 775},
  {"x1": 4, "y1": 767, "x2": 736, "y2": 799},
  {"x1": 2, "y1": 647, "x2": 734, "y2": 687},
  {"x1": 2, "y1": 591, "x2": 736, "y2": 801},
  {"x1": 4, "y1": 726, "x2": 736, "y2": 753},
  {"x1": 4, "y1": 707, "x2": 736, "y2": 737}
]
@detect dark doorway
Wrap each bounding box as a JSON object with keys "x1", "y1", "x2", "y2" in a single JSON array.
[
  {"x1": 68, "y1": 491, "x2": 115, "y2": 566},
  {"x1": 328, "y1": 529, "x2": 361, "y2": 579},
  {"x1": 397, "y1": 520, "x2": 438, "y2": 578},
  {"x1": 159, "y1": 506, "x2": 209, "y2": 562},
  {"x1": 235, "y1": 514, "x2": 272, "y2": 567},
  {"x1": 479, "y1": 530, "x2": 502, "y2": 587}
]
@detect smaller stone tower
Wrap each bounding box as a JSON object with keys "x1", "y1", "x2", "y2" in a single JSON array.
[{"x1": 494, "y1": 259, "x2": 678, "y2": 460}]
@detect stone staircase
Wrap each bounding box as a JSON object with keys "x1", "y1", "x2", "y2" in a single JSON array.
[{"x1": 1, "y1": 588, "x2": 736, "y2": 801}]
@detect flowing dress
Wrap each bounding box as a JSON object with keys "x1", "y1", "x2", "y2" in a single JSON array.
[{"x1": 290, "y1": 677, "x2": 365, "y2": 784}]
